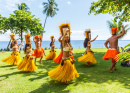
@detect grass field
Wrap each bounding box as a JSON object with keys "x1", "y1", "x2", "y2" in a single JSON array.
[{"x1": 0, "y1": 48, "x2": 130, "y2": 93}]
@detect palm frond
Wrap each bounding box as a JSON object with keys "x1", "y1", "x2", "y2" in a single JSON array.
[{"x1": 124, "y1": 43, "x2": 130, "y2": 49}]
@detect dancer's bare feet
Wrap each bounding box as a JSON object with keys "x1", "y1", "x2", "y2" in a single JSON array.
[
  {"x1": 39, "y1": 60, "x2": 42, "y2": 64},
  {"x1": 86, "y1": 62, "x2": 90, "y2": 66},
  {"x1": 114, "y1": 67, "x2": 117, "y2": 70},
  {"x1": 73, "y1": 59, "x2": 76, "y2": 62},
  {"x1": 65, "y1": 81, "x2": 69, "y2": 84},
  {"x1": 109, "y1": 68, "x2": 113, "y2": 73}
]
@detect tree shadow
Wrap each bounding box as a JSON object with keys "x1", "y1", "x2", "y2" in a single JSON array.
[
  {"x1": 72, "y1": 51, "x2": 130, "y2": 89},
  {"x1": 30, "y1": 80, "x2": 69, "y2": 93},
  {"x1": 0, "y1": 70, "x2": 38, "y2": 81},
  {"x1": 0, "y1": 65, "x2": 15, "y2": 68}
]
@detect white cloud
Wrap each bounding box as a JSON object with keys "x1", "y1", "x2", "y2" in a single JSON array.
[
  {"x1": 0, "y1": 0, "x2": 21, "y2": 11},
  {"x1": 67, "y1": 1, "x2": 71, "y2": 5},
  {"x1": 0, "y1": 0, "x2": 36, "y2": 12}
]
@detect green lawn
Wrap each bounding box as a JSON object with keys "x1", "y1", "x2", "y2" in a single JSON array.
[{"x1": 0, "y1": 49, "x2": 130, "y2": 93}]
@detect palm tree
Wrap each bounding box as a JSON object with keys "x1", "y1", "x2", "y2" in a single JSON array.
[
  {"x1": 107, "y1": 20, "x2": 130, "y2": 39},
  {"x1": 16, "y1": 3, "x2": 30, "y2": 11},
  {"x1": 7, "y1": 3, "x2": 30, "y2": 49},
  {"x1": 42, "y1": 0, "x2": 59, "y2": 36}
]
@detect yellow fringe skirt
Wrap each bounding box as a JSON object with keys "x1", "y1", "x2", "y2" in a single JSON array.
[
  {"x1": 17, "y1": 56, "x2": 38, "y2": 72},
  {"x1": 48, "y1": 58, "x2": 79, "y2": 82},
  {"x1": 78, "y1": 51, "x2": 97, "y2": 64},
  {"x1": 2, "y1": 52, "x2": 21, "y2": 65},
  {"x1": 45, "y1": 50, "x2": 57, "y2": 60}
]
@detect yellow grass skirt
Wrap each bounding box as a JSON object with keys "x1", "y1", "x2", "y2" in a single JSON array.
[
  {"x1": 78, "y1": 51, "x2": 97, "y2": 64},
  {"x1": 17, "y1": 56, "x2": 38, "y2": 72},
  {"x1": 48, "y1": 58, "x2": 79, "y2": 82},
  {"x1": 2, "y1": 52, "x2": 21, "y2": 65},
  {"x1": 45, "y1": 50, "x2": 57, "y2": 60}
]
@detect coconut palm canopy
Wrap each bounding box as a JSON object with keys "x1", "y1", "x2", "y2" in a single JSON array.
[
  {"x1": 43, "y1": 0, "x2": 59, "y2": 17},
  {"x1": 107, "y1": 20, "x2": 130, "y2": 39}
]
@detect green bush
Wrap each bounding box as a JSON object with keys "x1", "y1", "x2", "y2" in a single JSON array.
[
  {"x1": 48, "y1": 47, "x2": 50, "y2": 50},
  {"x1": 32, "y1": 47, "x2": 35, "y2": 50},
  {"x1": 55, "y1": 47, "x2": 58, "y2": 49},
  {"x1": 45, "y1": 47, "x2": 48, "y2": 50},
  {"x1": 2, "y1": 51, "x2": 5, "y2": 53}
]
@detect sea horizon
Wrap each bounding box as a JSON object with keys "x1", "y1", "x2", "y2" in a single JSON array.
[{"x1": 0, "y1": 40, "x2": 129, "y2": 49}]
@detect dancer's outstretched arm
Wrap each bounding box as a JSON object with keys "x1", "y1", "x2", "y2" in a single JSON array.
[
  {"x1": 117, "y1": 25, "x2": 125, "y2": 38},
  {"x1": 90, "y1": 35, "x2": 98, "y2": 42}
]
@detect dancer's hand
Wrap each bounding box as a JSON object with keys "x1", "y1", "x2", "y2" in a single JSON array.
[{"x1": 121, "y1": 25, "x2": 124, "y2": 28}]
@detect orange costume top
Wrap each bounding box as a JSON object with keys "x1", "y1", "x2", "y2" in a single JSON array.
[
  {"x1": 32, "y1": 47, "x2": 44, "y2": 58},
  {"x1": 103, "y1": 49, "x2": 119, "y2": 61}
]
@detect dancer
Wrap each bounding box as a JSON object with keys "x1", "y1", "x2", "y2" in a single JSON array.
[
  {"x1": 45, "y1": 36, "x2": 57, "y2": 60},
  {"x1": 17, "y1": 34, "x2": 37, "y2": 72},
  {"x1": 48, "y1": 30, "x2": 79, "y2": 84},
  {"x1": 2, "y1": 34, "x2": 21, "y2": 65},
  {"x1": 78, "y1": 30, "x2": 98, "y2": 66},
  {"x1": 32, "y1": 35, "x2": 46, "y2": 65},
  {"x1": 19, "y1": 41, "x2": 24, "y2": 53},
  {"x1": 103, "y1": 25, "x2": 125, "y2": 72},
  {"x1": 53, "y1": 23, "x2": 75, "y2": 64}
]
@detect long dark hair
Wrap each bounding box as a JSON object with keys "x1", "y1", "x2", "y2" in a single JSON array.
[
  {"x1": 25, "y1": 44, "x2": 30, "y2": 53},
  {"x1": 84, "y1": 38, "x2": 89, "y2": 48},
  {"x1": 50, "y1": 42, "x2": 52, "y2": 47},
  {"x1": 65, "y1": 37, "x2": 70, "y2": 43}
]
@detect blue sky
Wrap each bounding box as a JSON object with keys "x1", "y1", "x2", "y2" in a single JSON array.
[{"x1": 0, "y1": 0, "x2": 129, "y2": 41}]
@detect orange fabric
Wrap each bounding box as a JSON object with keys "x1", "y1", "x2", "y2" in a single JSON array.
[
  {"x1": 53, "y1": 52, "x2": 63, "y2": 64},
  {"x1": 103, "y1": 50, "x2": 119, "y2": 61},
  {"x1": 70, "y1": 55, "x2": 74, "y2": 60},
  {"x1": 34, "y1": 35, "x2": 42, "y2": 40},
  {"x1": 111, "y1": 27, "x2": 118, "y2": 33},
  {"x1": 32, "y1": 47, "x2": 44, "y2": 58}
]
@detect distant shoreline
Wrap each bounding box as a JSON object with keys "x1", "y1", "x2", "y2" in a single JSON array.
[{"x1": 0, "y1": 40, "x2": 130, "y2": 42}]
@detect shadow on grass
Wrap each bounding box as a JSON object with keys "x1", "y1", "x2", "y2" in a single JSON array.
[
  {"x1": 0, "y1": 70, "x2": 38, "y2": 81},
  {"x1": 0, "y1": 65, "x2": 15, "y2": 68},
  {"x1": 0, "y1": 51, "x2": 130, "y2": 92},
  {"x1": 30, "y1": 80, "x2": 69, "y2": 93},
  {"x1": 28, "y1": 51, "x2": 130, "y2": 92},
  {"x1": 73, "y1": 52, "x2": 130, "y2": 89}
]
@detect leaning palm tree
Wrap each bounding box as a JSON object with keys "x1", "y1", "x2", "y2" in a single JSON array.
[
  {"x1": 42, "y1": 0, "x2": 59, "y2": 36},
  {"x1": 107, "y1": 20, "x2": 130, "y2": 39}
]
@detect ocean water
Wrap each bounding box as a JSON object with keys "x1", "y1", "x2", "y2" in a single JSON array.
[{"x1": 0, "y1": 40, "x2": 129, "y2": 49}]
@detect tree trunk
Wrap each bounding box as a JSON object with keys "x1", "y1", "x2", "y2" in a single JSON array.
[
  {"x1": 42, "y1": 15, "x2": 48, "y2": 37},
  {"x1": 7, "y1": 39, "x2": 11, "y2": 49},
  {"x1": 21, "y1": 27, "x2": 23, "y2": 42}
]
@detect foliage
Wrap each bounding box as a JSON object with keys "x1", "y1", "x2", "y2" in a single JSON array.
[
  {"x1": 89, "y1": 0, "x2": 130, "y2": 22},
  {"x1": 16, "y1": 3, "x2": 30, "y2": 11},
  {"x1": 32, "y1": 47, "x2": 35, "y2": 51},
  {"x1": 55, "y1": 47, "x2": 57, "y2": 49},
  {"x1": 43, "y1": 0, "x2": 59, "y2": 17},
  {"x1": 116, "y1": 52, "x2": 130, "y2": 62},
  {"x1": 124, "y1": 43, "x2": 130, "y2": 49},
  {"x1": 8, "y1": 10, "x2": 44, "y2": 40},
  {"x1": 45, "y1": 47, "x2": 48, "y2": 50},
  {"x1": 0, "y1": 15, "x2": 8, "y2": 34},
  {"x1": 123, "y1": 43, "x2": 130, "y2": 51},
  {"x1": 2, "y1": 51, "x2": 4, "y2": 53},
  {"x1": 107, "y1": 20, "x2": 130, "y2": 38},
  {"x1": 42, "y1": 0, "x2": 59, "y2": 36}
]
